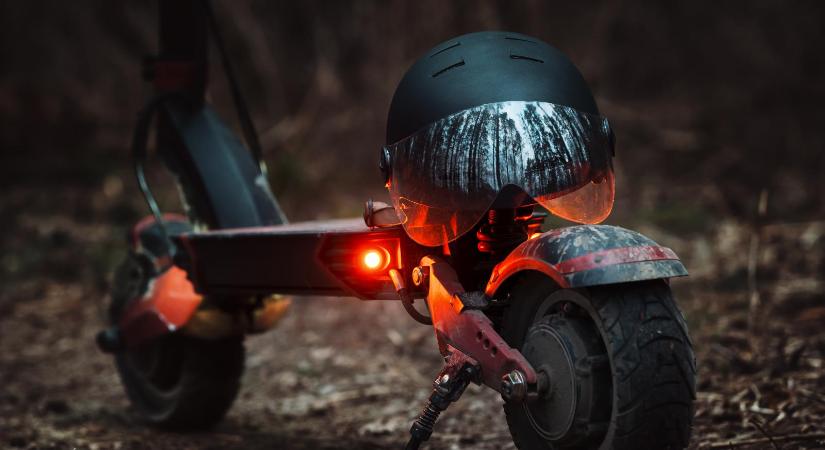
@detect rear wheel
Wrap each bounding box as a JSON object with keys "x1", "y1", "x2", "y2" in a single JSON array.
[{"x1": 500, "y1": 273, "x2": 696, "y2": 449}]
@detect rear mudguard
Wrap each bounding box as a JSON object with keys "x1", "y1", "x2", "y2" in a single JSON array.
[{"x1": 485, "y1": 225, "x2": 687, "y2": 296}]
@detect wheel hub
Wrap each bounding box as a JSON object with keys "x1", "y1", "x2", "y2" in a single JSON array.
[{"x1": 521, "y1": 313, "x2": 611, "y2": 447}]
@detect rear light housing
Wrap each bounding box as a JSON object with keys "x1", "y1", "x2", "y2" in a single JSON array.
[{"x1": 318, "y1": 230, "x2": 406, "y2": 299}]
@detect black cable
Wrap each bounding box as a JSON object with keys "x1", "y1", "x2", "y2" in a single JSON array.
[
  {"x1": 389, "y1": 269, "x2": 433, "y2": 325},
  {"x1": 132, "y1": 94, "x2": 184, "y2": 254},
  {"x1": 201, "y1": 0, "x2": 264, "y2": 169},
  {"x1": 401, "y1": 295, "x2": 433, "y2": 326}
]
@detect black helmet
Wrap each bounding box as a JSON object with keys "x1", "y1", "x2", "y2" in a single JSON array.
[{"x1": 382, "y1": 31, "x2": 615, "y2": 247}]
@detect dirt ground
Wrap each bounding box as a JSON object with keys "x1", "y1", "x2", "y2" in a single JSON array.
[
  {"x1": 1, "y1": 182, "x2": 824, "y2": 450},
  {"x1": 2, "y1": 2, "x2": 825, "y2": 448}
]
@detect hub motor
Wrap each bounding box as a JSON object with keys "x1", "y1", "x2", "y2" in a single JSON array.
[{"x1": 520, "y1": 313, "x2": 611, "y2": 447}]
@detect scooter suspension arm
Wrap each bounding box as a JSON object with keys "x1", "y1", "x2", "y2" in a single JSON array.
[
  {"x1": 419, "y1": 255, "x2": 538, "y2": 398},
  {"x1": 404, "y1": 256, "x2": 540, "y2": 448}
]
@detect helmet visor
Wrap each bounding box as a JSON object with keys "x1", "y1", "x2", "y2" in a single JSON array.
[{"x1": 386, "y1": 101, "x2": 614, "y2": 247}]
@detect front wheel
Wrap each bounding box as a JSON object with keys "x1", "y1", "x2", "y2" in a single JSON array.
[
  {"x1": 108, "y1": 224, "x2": 245, "y2": 430},
  {"x1": 500, "y1": 274, "x2": 696, "y2": 450}
]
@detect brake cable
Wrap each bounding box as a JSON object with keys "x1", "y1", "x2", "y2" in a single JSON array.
[
  {"x1": 201, "y1": 0, "x2": 265, "y2": 170},
  {"x1": 389, "y1": 269, "x2": 433, "y2": 325},
  {"x1": 132, "y1": 93, "x2": 185, "y2": 256},
  {"x1": 134, "y1": 0, "x2": 276, "y2": 244}
]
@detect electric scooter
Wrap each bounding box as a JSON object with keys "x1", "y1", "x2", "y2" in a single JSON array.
[{"x1": 97, "y1": 2, "x2": 696, "y2": 449}]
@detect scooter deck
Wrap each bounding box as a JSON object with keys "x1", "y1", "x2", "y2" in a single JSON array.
[{"x1": 174, "y1": 218, "x2": 424, "y2": 299}]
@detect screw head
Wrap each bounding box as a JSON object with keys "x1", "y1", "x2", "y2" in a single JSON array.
[
  {"x1": 500, "y1": 370, "x2": 528, "y2": 402},
  {"x1": 433, "y1": 373, "x2": 451, "y2": 389},
  {"x1": 411, "y1": 266, "x2": 427, "y2": 287}
]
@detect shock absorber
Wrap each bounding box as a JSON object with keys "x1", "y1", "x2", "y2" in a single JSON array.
[{"x1": 475, "y1": 207, "x2": 532, "y2": 255}]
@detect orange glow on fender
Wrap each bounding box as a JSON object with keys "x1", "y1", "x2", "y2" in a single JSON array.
[
  {"x1": 361, "y1": 247, "x2": 389, "y2": 271},
  {"x1": 529, "y1": 232, "x2": 542, "y2": 240}
]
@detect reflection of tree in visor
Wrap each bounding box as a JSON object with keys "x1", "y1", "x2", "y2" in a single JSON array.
[{"x1": 385, "y1": 101, "x2": 615, "y2": 247}]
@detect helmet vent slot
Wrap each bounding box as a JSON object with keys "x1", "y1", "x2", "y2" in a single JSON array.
[
  {"x1": 431, "y1": 59, "x2": 466, "y2": 78},
  {"x1": 504, "y1": 36, "x2": 537, "y2": 44},
  {"x1": 510, "y1": 53, "x2": 544, "y2": 64},
  {"x1": 430, "y1": 41, "x2": 461, "y2": 58}
]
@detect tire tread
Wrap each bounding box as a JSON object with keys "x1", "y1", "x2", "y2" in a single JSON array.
[
  {"x1": 592, "y1": 282, "x2": 695, "y2": 449},
  {"x1": 501, "y1": 277, "x2": 695, "y2": 450}
]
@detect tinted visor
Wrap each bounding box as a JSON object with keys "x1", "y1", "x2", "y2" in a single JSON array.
[{"x1": 387, "y1": 101, "x2": 614, "y2": 247}]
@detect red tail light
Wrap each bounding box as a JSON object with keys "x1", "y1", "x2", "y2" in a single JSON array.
[
  {"x1": 361, "y1": 247, "x2": 390, "y2": 271},
  {"x1": 319, "y1": 232, "x2": 404, "y2": 299}
]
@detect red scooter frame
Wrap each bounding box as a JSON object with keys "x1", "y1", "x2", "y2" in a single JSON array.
[{"x1": 115, "y1": 217, "x2": 685, "y2": 397}]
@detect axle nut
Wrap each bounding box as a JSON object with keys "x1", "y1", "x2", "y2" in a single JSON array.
[{"x1": 500, "y1": 370, "x2": 528, "y2": 403}]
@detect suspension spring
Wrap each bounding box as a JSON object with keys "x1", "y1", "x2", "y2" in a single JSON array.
[{"x1": 476, "y1": 208, "x2": 532, "y2": 255}]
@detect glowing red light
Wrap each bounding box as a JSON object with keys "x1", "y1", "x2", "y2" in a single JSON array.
[{"x1": 362, "y1": 249, "x2": 386, "y2": 270}]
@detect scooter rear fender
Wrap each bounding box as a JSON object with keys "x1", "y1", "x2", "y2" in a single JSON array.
[{"x1": 485, "y1": 225, "x2": 687, "y2": 296}]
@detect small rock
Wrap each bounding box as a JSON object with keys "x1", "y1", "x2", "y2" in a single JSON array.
[
  {"x1": 358, "y1": 416, "x2": 408, "y2": 436},
  {"x1": 310, "y1": 347, "x2": 334, "y2": 362},
  {"x1": 274, "y1": 370, "x2": 299, "y2": 388}
]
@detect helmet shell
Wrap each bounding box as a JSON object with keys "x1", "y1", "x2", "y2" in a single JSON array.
[
  {"x1": 386, "y1": 31, "x2": 598, "y2": 144},
  {"x1": 383, "y1": 31, "x2": 615, "y2": 247}
]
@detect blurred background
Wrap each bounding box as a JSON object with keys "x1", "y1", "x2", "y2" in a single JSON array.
[{"x1": 1, "y1": 1, "x2": 824, "y2": 449}]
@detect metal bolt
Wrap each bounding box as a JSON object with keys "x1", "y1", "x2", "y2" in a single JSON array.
[
  {"x1": 411, "y1": 266, "x2": 428, "y2": 287},
  {"x1": 536, "y1": 367, "x2": 553, "y2": 398},
  {"x1": 500, "y1": 370, "x2": 528, "y2": 402},
  {"x1": 95, "y1": 327, "x2": 123, "y2": 353}
]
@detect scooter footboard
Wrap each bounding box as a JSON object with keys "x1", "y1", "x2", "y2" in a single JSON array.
[{"x1": 174, "y1": 218, "x2": 421, "y2": 300}]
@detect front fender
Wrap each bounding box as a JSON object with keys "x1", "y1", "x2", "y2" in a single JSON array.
[{"x1": 485, "y1": 225, "x2": 687, "y2": 296}]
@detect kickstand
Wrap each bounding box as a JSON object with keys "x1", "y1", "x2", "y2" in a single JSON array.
[{"x1": 405, "y1": 349, "x2": 479, "y2": 450}]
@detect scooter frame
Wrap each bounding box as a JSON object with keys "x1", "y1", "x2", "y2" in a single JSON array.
[{"x1": 101, "y1": 2, "x2": 689, "y2": 447}]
